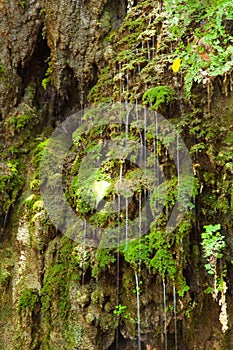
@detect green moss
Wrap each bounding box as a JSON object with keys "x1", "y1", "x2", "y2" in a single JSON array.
[
  {"x1": 18, "y1": 289, "x2": 40, "y2": 316},
  {"x1": 42, "y1": 60, "x2": 52, "y2": 90},
  {"x1": 0, "y1": 248, "x2": 13, "y2": 290},
  {"x1": 0, "y1": 64, "x2": 5, "y2": 75},
  {"x1": 88, "y1": 67, "x2": 113, "y2": 104},
  {"x1": 0, "y1": 159, "x2": 24, "y2": 211},
  {"x1": 41, "y1": 237, "x2": 81, "y2": 323},
  {"x1": 6, "y1": 113, "x2": 34, "y2": 132},
  {"x1": 92, "y1": 249, "x2": 116, "y2": 278}
]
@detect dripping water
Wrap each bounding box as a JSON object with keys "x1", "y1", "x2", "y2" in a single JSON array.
[
  {"x1": 125, "y1": 101, "x2": 130, "y2": 138},
  {"x1": 119, "y1": 63, "x2": 122, "y2": 103},
  {"x1": 136, "y1": 98, "x2": 139, "y2": 120},
  {"x1": 193, "y1": 134, "x2": 198, "y2": 239},
  {"x1": 152, "y1": 36, "x2": 155, "y2": 58},
  {"x1": 176, "y1": 135, "x2": 184, "y2": 262},
  {"x1": 3, "y1": 209, "x2": 9, "y2": 233},
  {"x1": 153, "y1": 112, "x2": 160, "y2": 216},
  {"x1": 163, "y1": 279, "x2": 168, "y2": 350},
  {"x1": 135, "y1": 273, "x2": 141, "y2": 350},
  {"x1": 125, "y1": 197, "x2": 129, "y2": 247},
  {"x1": 143, "y1": 107, "x2": 147, "y2": 167},
  {"x1": 82, "y1": 219, "x2": 87, "y2": 289},
  {"x1": 139, "y1": 132, "x2": 143, "y2": 164},
  {"x1": 126, "y1": 70, "x2": 129, "y2": 104},
  {"x1": 136, "y1": 48, "x2": 141, "y2": 75},
  {"x1": 173, "y1": 284, "x2": 178, "y2": 350},
  {"x1": 176, "y1": 135, "x2": 180, "y2": 186},
  {"x1": 138, "y1": 192, "x2": 142, "y2": 242},
  {"x1": 138, "y1": 192, "x2": 142, "y2": 275},
  {"x1": 147, "y1": 41, "x2": 151, "y2": 61},
  {"x1": 116, "y1": 161, "x2": 123, "y2": 350}
]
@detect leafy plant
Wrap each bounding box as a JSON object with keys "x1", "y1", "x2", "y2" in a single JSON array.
[
  {"x1": 142, "y1": 86, "x2": 176, "y2": 110},
  {"x1": 113, "y1": 304, "x2": 127, "y2": 317},
  {"x1": 201, "y1": 224, "x2": 226, "y2": 275},
  {"x1": 165, "y1": 0, "x2": 233, "y2": 94},
  {"x1": 201, "y1": 224, "x2": 227, "y2": 300}
]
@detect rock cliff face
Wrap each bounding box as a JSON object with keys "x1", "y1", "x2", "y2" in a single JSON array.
[{"x1": 1, "y1": 0, "x2": 233, "y2": 349}]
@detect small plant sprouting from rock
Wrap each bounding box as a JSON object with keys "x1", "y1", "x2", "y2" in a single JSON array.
[
  {"x1": 42, "y1": 60, "x2": 52, "y2": 90},
  {"x1": 201, "y1": 224, "x2": 225, "y2": 275},
  {"x1": 113, "y1": 304, "x2": 135, "y2": 323},
  {"x1": 201, "y1": 224, "x2": 226, "y2": 299},
  {"x1": 113, "y1": 304, "x2": 127, "y2": 317},
  {"x1": 142, "y1": 86, "x2": 176, "y2": 111}
]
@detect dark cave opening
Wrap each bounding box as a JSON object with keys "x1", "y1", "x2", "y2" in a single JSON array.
[{"x1": 17, "y1": 31, "x2": 50, "y2": 92}]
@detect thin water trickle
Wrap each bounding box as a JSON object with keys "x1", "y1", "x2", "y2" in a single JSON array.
[
  {"x1": 138, "y1": 193, "x2": 142, "y2": 240},
  {"x1": 80, "y1": 89, "x2": 85, "y2": 111},
  {"x1": 125, "y1": 70, "x2": 129, "y2": 115},
  {"x1": 153, "y1": 112, "x2": 160, "y2": 217},
  {"x1": 176, "y1": 135, "x2": 180, "y2": 186},
  {"x1": 173, "y1": 285, "x2": 178, "y2": 350},
  {"x1": 119, "y1": 162, "x2": 123, "y2": 183},
  {"x1": 143, "y1": 108, "x2": 147, "y2": 167},
  {"x1": 126, "y1": 108, "x2": 130, "y2": 138},
  {"x1": 147, "y1": 41, "x2": 151, "y2": 61},
  {"x1": 138, "y1": 62, "x2": 141, "y2": 75},
  {"x1": 139, "y1": 132, "x2": 144, "y2": 168},
  {"x1": 163, "y1": 279, "x2": 168, "y2": 350},
  {"x1": 136, "y1": 48, "x2": 141, "y2": 75},
  {"x1": 119, "y1": 63, "x2": 122, "y2": 103},
  {"x1": 136, "y1": 98, "x2": 139, "y2": 120},
  {"x1": 155, "y1": 112, "x2": 159, "y2": 183},
  {"x1": 138, "y1": 192, "x2": 142, "y2": 271},
  {"x1": 125, "y1": 197, "x2": 129, "y2": 247},
  {"x1": 135, "y1": 273, "x2": 141, "y2": 350},
  {"x1": 126, "y1": 70, "x2": 129, "y2": 94},
  {"x1": 82, "y1": 219, "x2": 87, "y2": 289},
  {"x1": 3, "y1": 209, "x2": 8, "y2": 232},
  {"x1": 116, "y1": 162, "x2": 123, "y2": 350},
  {"x1": 152, "y1": 36, "x2": 155, "y2": 58}
]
